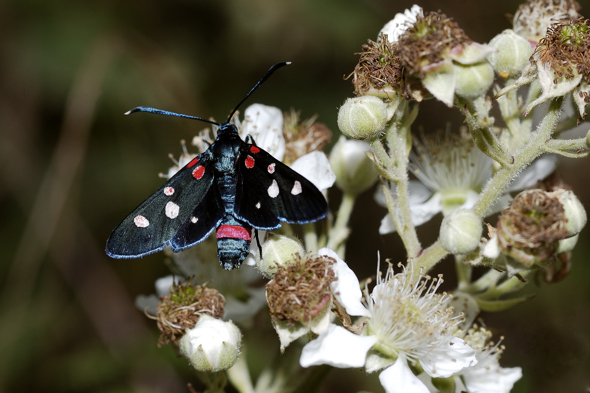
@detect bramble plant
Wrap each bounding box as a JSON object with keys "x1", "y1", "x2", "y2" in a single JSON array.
[{"x1": 135, "y1": 1, "x2": 590, "y2": 392}]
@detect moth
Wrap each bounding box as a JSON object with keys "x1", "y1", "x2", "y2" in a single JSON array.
[{"x1": 106, "y1": 62, "x2": 328, "y2": 270}]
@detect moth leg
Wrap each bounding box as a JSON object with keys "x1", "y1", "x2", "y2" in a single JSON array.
[{"x1": 254, "y1": 229, "x2": 263, "y2": 258}]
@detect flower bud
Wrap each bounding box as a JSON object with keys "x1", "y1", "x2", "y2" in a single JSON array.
[
  {"x1": 439, "y1": 209, "x2": 482, "y2": 255},
  {"x1": 487, "y1": 30, "x2": 534, "y2": 78},
  {"x1": 179, "y1": 315, "x2": 242, "y2": 372},
  {"x1": 453, "y1": 61, "x2": 495, "y2": 99},
  {"x1": 258, "y1": 234, "x2": 305, "y2": 279},
  {"x1": 337, "y1": 96, "x2": 388, "y2": 140},
  {"x1": 329, "y1": 136, "x2": 378, "y2": 195},
  {"x1": 556, "y1": 190, "x2": 587, "y2": 236}
]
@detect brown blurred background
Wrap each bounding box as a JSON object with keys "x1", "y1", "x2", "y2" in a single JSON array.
[{"x1": 1, "y1": 0, "x2": 588, "y2": 392}]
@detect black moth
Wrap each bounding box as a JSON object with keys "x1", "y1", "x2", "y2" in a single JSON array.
[{"x1": 106, "y1": 62, "x2": 328, "y2": 270}]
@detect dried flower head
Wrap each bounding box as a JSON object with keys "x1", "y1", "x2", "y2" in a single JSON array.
[
  {"x1": 155, "y1": 281, "x2": 225, "y2": 346},
  {"x1": 497, "y1": 189, "x2": 568, "y2": 266},
  {"x1": 352, "y1": 7, "x2": 493, "y2": 106},
  {"x1": 497, "y1": 18, "x2": 590, "y2": 118},
  {"x1": 352, "y1": 38, "x2": 404, "y2": 97},
  {"x1": 396, "y1": 11, "x2": 472, "y2": 77},
  {"x1": 513, "y1": 0, "x2": 582, "y2": 43},
  {"x1": 534, "y1": 19, "x2": 590, "y2": 83},
  {"x1": 282, "y1": 109, "x2": 331, "y2": 165},
  {"x1": 266, "y1": 253, "x2": 336, "y2": 325}
]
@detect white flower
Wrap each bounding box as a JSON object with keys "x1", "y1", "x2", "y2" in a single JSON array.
[
  {"x1": 179, "y1": 315, "x2": 242, "y2": 372},
  {"x1": 240, "y1": 103, "x2": 285, "y2": 160},
  {"x1": 300, "y1": 256, "x2": 477, "y2": 393},
  {"x1": 378, "y1": 133, "x2": 556, "y2": 234},
  {"x1": 290, "y1": 150, "x2": 336, "y2": 191},
  {"x1": 379, "y1": 5, "x2": 423, "y2": 43},
  {"x1": 454, "y1": 326, "x2": 523, "y2": 393}
]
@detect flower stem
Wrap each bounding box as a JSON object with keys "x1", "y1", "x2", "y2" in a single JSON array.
[
  {"x1": 473, "y1": 97, "x2": 563, "y2": 217},
  {"x1": 326, "y1": 191, "x2": 356, "y2": 256}
]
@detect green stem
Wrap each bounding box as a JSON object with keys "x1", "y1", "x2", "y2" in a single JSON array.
[
  {"x1": 303, "y1": 223, "x2": 319, "y2": 253},
  {"x1": 479, "y1": 270, "x2": 533, "y2": 300},
  {"x1": 460, "y1": 269, "x2": 503, "y2": 294},
  {"x1": 370, "y1": 119, "x2": 421, "y2": 258},
  {"x1": 326, "y1": 192, "x2": 356, "y2": 255},
  {"x1": 473, "y1": 97, "x2": 563, "y2": 217},
  {"x1": 455, "y1": 255, "x2": 472, "y2": 289},
  {"x1": 543, "y1": 137, "x2": 589, "y2": 158}
]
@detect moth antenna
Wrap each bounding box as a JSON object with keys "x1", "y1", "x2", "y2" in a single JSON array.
[
  {"x1": 125, "y1": 106, "x2": 221, "y2": 126},
  {"x1": 226, "y1": 62, "x2": 291, "y2": 123}
]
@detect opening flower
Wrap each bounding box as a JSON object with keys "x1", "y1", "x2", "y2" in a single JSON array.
[
  {"x1": 300, "y1": 258, "x2": 477, "y2": 393},
  {"x1": 454, "y1": 326, "x2": 523, "y2": 393}
]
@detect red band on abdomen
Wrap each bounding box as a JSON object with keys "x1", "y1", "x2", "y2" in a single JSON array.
[{"x1": 216, "y1": 225, "x2": 252, "y2": 241}]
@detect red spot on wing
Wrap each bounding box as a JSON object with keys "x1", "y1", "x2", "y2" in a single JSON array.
[
  {"x1": 245, "y1": 155, "x2": 255, "y2": 169},
  {"x1": 187, "y1": 157, "x2": 199, "y2": 168},
  {"x1": 216, "y1": 225, "x2": 252, "y2": 241},
  {"x1": 250, "y1": 146, "x2": 260, "y2": 153},
  {"x1": 192, "y1": 165, "x2": 205, "y2": 180}
]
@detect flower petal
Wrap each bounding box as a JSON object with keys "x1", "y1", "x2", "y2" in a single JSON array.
[
  {"x1": 448, "y1": 292, "x2": 480, "y2": 331},
  {"x1": 300, "y1": 324, "x2": 377, "y2": 368},
  {"x1": 419, "y1": 337, "x2": 477, "y2": 378},
  {"x1": 290, "y1": 151, "x2": 336, "y2": 191},
  {"x1": 464, "y1": 364, "x2": 522, "y2": 392},
  {"x1": 320, "y1": 248, "x2": 370, "y2": 317},
  {"x1": 379, "y1": 5, "x2": 423, "y2": 43},
  {"x1": 240, "y1": 104, "x2": 285, "y2": 160},
  {"x1": 379, "y1": 356, "x2": 430, "y2": 393}
]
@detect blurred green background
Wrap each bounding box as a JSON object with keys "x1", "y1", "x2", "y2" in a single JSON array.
[{"x1": 1, "y1": 0, "x2": 588, "y2": 392}]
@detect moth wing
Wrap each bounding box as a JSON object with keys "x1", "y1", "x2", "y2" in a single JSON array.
[
  {"x1": 234, "y1": 145, "x2": 328, "y2": 230},
  {"x1": 106, "y1": 153, "x2": 221, "y2": 258}
]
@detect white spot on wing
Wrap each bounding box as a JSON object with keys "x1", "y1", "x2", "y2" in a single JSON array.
[
  {"x1": 164, "y1": 187, "x2": 175, "y2": 196},
  {"x1": 291, "y1": 181, "x2": 302, "y2": 195},
  {"x1": 256, "y1": 201, "x2": 261, "y2": 209},
  {"x1": 134, "y1": 215, "x2": 150, "y2": 228},
  {"x1": 165, "y1": 201, "x2": 180, "y2": 219},
  {"x1": 191, "y1": 216, "x2": 198, "y2": 223},
  {"x1": 268, "y1": 163, "x2": 276, "y2": 174},
  {"x1": 267, "y1": 180, "x2": 279, "y2": 198}
]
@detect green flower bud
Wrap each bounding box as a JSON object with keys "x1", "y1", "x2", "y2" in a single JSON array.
[
  {"x1": 258, "y1": 234, "x2": 305, "y2": 278},
  {"x1": 179, "y1": 315, "x2": 242, "y2": 372},
  {"x1": 439, "y1": 209, "x2": 482, "y2": 255},
  {"x1": 454, "y1": 61, "x2": 494, "y2": 99},
  {"x1": 487, "y1": 29, "x2": 534, "y2": 78},
  {"x1": 337, "y1": 96, "x2": 388, "y2": 140},
  {"x1": 556, "y1": 190, "x2": 587, "y2": 236},
  {"x1": 329, "y1": 136, "x2": 379, "y2": 195}
]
